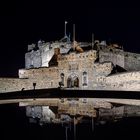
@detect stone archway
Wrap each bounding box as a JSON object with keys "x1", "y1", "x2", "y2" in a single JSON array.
[{"x1": 67, "y1": 75, "x2": 79, "y2": 88}]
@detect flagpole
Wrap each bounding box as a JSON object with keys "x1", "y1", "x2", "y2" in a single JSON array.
[{"x1": 65, "y1": 21, "x2": 67, "y2": 37}]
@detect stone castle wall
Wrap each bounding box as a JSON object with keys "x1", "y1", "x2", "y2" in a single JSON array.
[
  {"x1": 92, "y1": 62, "x2": 113, "y2": 89},
  {"x1": 124, "y1": 52, "x2": 140, "y2": 71},
  {"x1": 19, "y1": 67, "x2": 59, "y2": 79},
  {"x1": 0, "y1": 50, "x2": 97, "y2": 93},
  {"x1": 2, "y1": 40, "x2": 140, "y2": 93},
  {"x1": 25, "y1": 42, "x2": 71, "y2": 69},
  {"x1": 58, "y1": 50, "x2": 97, "y2": 89},
  {"x1": 0, "y1": 76, "x2": 59, "y2": 93},
  {"x1": 0, "y1": 78, "x2": 31, "y2": 93},
  {"x1": 25, "y1": 50, "x2": 42, "y2": 68},
  {"x1": 99, "y1": 48, "x2": 140, "y2": 71},
  {"x1": 1, "y1": 65, "x2": 140, "y2": 93},
  {"x1": 99, "y1": 49, "x2": 124, "y2": 68},
  {"x1": 98, "y1": 71, "x2": 140, "y2": 91}
]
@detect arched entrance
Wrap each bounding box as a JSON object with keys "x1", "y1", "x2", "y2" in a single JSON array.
[{"x1": 67, "y1": 75, "x2": 79, "y2": 88}]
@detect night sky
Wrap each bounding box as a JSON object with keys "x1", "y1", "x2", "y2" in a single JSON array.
[{"x1": 0, "y1": 1, "x2": 140, "y2": 77}]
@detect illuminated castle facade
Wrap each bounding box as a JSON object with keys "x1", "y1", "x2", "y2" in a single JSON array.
[{"x1": 1, "y1": 34, "x2": 140, "y2": 93}]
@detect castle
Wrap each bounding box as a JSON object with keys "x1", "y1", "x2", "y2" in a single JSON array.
[
  {"x1": 1, "y1": 27, "x2": 140, "y2": 127},
  {"x1": 1, "y1": 32, "x2": 140, "y2": 93}
]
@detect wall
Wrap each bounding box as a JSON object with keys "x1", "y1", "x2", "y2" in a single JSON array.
[
  {"x1": 92, "y1": 62, "x2": 113, "y2": 89},
  {"x1": 1, "y1": 50, "x2": 97, "y2": 93},
  {"x1": 99, "y1": 49, "x2": 124, "y2": 68},
  {"x1": 124, "y1": 52, "x2": 140, "y2": 71},
  {"x1": 99, "y1": 48, "x2": 140, "y2": 71},
  {"x1": 99, "y1": 71, "x2": 140, "y2": 91},
  {"x1": 2, "y1": 70, "x2": 140, "y2": 93},
  {"x1": 25, "y1": 42, "x2": 71, "y2": 69},
  {"x1": 19, "y1": 67, "x2": 59, "y2": 79},
  {"x1": 25, "y1": 50, "x2": 42, "y2": 68},
  {"x1": 0, "y1": 78, "x2": 31, "y2": 93},
  {"x1": 0, "y1": 67, "x2": 60, "y2": 93},
  {"x1": 41, "y1": 48, "x2": 54, "y2": 67},
  {"x1": 0, "y1": 76, "x2": 60, "y2": 93},
  {"x1": 58, "y1": 50, "x2": 97, "y2": 89},
  {"x1": 3, "y1": 43, "x2": 140, "y2": 93}
]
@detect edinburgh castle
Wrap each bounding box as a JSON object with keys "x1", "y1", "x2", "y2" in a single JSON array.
[{"x1": 1, "y1": 34, "x2": 140, "y2": 93}]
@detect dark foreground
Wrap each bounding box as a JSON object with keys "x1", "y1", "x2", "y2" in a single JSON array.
[
  {"x1": 0, "y1": 88, "x2": 140, "y2": 100},
  {"x1": 0, "y1": 104, "x2": 140, "y2": 140}
]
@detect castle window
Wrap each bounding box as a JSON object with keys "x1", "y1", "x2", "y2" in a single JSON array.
[
  {"x1": 60, "y1": 73, "x2": 64, "y2": 86},
  {"x1": 51, "y1": 82, "x2": 53, "y2": 87},
  {"x1": 110, "y1": 49, "x2": 113, "y2": 52},
  {"x1": 82, "y1": 72, "x2": 88, "y2": 86}
]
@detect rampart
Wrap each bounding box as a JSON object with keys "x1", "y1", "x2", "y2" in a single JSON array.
[
  {"x1": 0, "y1": 76, "x2": 59, "y2": 93},
  {"x1": 124, "y1": 52, "x2": 140, "y2": 71},
  {"x1": 19, "y1": 67, "x2": 59, "y2": 79},
  {"x1": 99, "y1": 49, "x2": 124, "y2": 68},
  {"x1": 100, "y1": 71, "x2": 140, "y2": 91}
]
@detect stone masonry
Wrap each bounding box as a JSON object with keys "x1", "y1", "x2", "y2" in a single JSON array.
[{"x1": 1, "y1": 39, "x2": 140, "y2": 93}]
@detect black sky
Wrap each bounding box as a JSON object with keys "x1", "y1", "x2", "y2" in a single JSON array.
[{"x1": 0, "y1": 0, "x2": 140, "y2": 77}]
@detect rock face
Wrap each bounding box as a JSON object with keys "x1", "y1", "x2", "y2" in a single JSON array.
[{"x1": 1, "y1": 39, "x2": 140, "y2": 93}]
